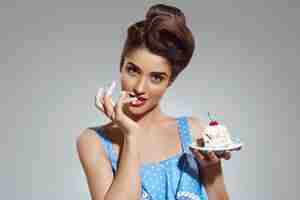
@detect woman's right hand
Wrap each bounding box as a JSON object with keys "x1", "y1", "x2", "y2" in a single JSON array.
[{"x1": 94, "y1": 80, "x2": 141, "y2": 136}]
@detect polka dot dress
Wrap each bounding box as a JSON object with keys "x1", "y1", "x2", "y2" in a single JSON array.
[{"x1": 97, "y1": 117, "x2": 208, "y2": 200}]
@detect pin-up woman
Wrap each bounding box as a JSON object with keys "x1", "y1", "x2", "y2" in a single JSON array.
[{"x1": 77, "y1": 4, "x2": 231, "y2": 200}]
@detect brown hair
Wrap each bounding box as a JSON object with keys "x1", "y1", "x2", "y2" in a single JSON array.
[{"x1": 120, "y1": 4, "x2": 195, "y2": 83}]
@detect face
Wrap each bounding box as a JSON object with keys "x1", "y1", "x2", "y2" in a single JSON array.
[{"x1": 120, "y1": 48, "x2": 172, "y2": 116}]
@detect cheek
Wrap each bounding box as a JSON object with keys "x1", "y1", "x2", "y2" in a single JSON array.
[
  {"x1": 120, "y1": 74, "x2": 133, "y2": 91},
  {"x1": 120, "y1": 81, "x2": 129, "y2": 91},
  {"x1": 149, "y1": 86, "x2": 168, "y2": 99}
]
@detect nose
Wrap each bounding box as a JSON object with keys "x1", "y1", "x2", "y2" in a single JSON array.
[{"x1": 133, "y1": 77, "x2": 147, "y2": 96}]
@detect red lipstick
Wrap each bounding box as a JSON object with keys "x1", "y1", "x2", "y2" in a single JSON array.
[{"x1": 129, "y1": 94, "x2": 148, "y2": 107}]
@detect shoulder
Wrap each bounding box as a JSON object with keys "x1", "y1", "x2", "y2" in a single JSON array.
[
  {"x1": 76, "y1": 126, "x2": 115, "y2": 199},
  {"x1": 76, "y1": 127, "x2": 107, "y2": 165},
  {"x1": 76, "y1": 123, "x2": 114, "y2": 164},
  {"x1": 76, "y1": 123, "x2": 122, "y2": 164},
  {"x1": 186, "y1": 116, "x2": 206, "y2": 139}
]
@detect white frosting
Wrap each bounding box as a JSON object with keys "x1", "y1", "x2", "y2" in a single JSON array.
[{"x1": 203, "y1": 124, "x2": 233, "y2": 148}]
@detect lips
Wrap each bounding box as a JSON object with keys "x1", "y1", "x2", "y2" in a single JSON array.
[
  {"x1": 137, "y1": 96, "x2": 147, "y2": 101},
  {"x1": 129, "y1": 93, "x2": 147, "y2": 100},
  {"x1": 129, "y1": 93, "x2": 148, "y2": 107}
]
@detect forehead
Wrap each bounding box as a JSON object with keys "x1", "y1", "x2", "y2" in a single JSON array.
[{"x1": 125, "y1": 48, "x2": 171, "y2": 74}]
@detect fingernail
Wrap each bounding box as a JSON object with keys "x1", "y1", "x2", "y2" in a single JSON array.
[
  {"x1": 130, "y1": 97, "x2": 138, "y2": 100},
  {"x1": 106, "y1": 80, "x2": 116, "y2": 96},
  {"x1": 97, "y1": 87, "x2": 103, "y2": 97},
  {"x1": 97, "y1": 88, "x2": 104, "y2": 102}
]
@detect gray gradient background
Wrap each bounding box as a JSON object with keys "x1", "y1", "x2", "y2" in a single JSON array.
[{"x1": 1, "y1": 0, "x2": 299, "y2": 199}]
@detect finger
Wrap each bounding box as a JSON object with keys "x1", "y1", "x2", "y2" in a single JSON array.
[
  {"x1": 115, "y1": 91, "x2": 137, "y2": 115},
  {"x1": 195, "y1": 150, "x2": 205, "y2": 161},
  {"x1": 97, "y1": 88, "x2": 105, "y2": 111},
  {"x1": 103, "y1": 95, "x2": 115, "y2": 120},
  {"x1": 207, "y1": 151, "x2": 219, "y2": 162},
  {"x1": 106, "y1": 80, "x2": 117, "y2": 106},
  {"x1": 215, "y1": 151, "x2": 225, "y2": 158},
  {"x1": 94, "y1": 95, "x2": 104, "y2": 112},
  {"x1": 95, "y1": 88, "x2": 104, "y2": 110},
  {"x1": 123, "y1": 95, "x2": 138, "y2": 104},
  {"x1": 103, "y1": 85, "x2": 116, "y2": 120},
  {"x1": 115, "y1": 91, "x2": 128, "y2": 116},
  {"x1": 97, "y1": 87, "x2": 104, "y2": 100},
  {"x1": 223, "y1": 151, "x2": 231, "y2": 160},
  {"x1": 189, "y1": 148, "x2": 205, "y2": 161},
  {"x1": 106, "y1": 80, "x2": 117, "y2": 96}
]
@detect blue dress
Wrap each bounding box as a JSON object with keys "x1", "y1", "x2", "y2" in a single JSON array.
[{"x1": 96, "y1": 116, "x2": 208, "y2": 200}]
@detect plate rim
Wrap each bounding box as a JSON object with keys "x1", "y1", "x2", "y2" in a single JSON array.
[{"x1": 189, "y1": 141, "x2": 243, "y2": 152}]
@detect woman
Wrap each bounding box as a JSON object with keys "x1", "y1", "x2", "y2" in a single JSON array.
[{"x1": 77, "y1": 4, "x2": 231, "y2": 200}]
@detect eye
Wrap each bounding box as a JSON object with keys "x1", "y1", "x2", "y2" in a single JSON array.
[
  {"x1": 151, "y1": 74, "x2": 164, "y2": 83},
  {"x1": 126, "y1": 64, "x2": 138, "y2": 75}
]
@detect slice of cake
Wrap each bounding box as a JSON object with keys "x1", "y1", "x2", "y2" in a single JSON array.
[{"x1": 197, "y1": 113, "x2": 233, "y2": 148}]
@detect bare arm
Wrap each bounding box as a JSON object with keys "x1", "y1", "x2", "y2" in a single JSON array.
[
  {"x1": 200, "y1": 162, "x2": 229, "y2": 200},
  {"x1": 78, "y1": 84, "x2": 146, "y2": 199},
  {"x1": 77, "y1": 129, "x2": 142, "y2": 200},
  {"x1": 104, "y1": 134, "x2": 142, "y2": 200},
  {"x1": 188, "y1": 117, "x2": 230, "y2": 200}
]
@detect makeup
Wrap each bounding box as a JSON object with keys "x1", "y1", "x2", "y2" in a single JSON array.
[
  {"x1": 130, "y1": 96, "x2": 147, "y2": 107},
  {"x1": 97, "y1": 87, "x2": 104, "y2": 100},
  {"x1": 106, "y1": 80, "x2": 117, "y2": 96},
  {"x1": 97, "y1": 80, "x2": 139, "y2": 106}
]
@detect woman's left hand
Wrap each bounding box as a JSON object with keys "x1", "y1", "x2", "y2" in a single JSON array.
[
  {"x1": 190, "y1": 148, "x2": 231, "y2": 199},
  {"x1": 189, "y1": 148, "x2": 231, "y2": 168},
  {"x1": 190, "y1": 148, "x2": 232, "y2": 187}
]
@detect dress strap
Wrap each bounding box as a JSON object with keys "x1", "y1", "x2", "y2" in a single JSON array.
[
  {"x1": 95, "y1": 128, "x2": 118, "y2": 170},
  {"x1": 176, "y1": 116, "x2": 193, "y2": 153}
]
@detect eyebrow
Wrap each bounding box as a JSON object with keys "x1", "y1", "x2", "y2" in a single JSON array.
[{"x1": 127, "y1": 62, "x2": 169, "y2": 77}]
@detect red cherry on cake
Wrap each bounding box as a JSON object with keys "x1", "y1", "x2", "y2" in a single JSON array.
[
  {"x1": 209, "y1": 120, "x2": 219, "y2": 126},
  {"x1": 208, "y1": 112, "x2": 219, "y2": 126}
]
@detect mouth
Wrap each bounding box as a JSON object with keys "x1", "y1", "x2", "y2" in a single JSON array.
[{"x1": 129, "y1": 93, "x2": 148, "y2": 107}]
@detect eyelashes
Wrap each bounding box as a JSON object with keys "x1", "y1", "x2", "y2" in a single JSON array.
[
  {"x1": 151, "y1": 74, "x2": 164, "y2": 82},
  {"x1": 125, "y1": 64, "x2": 165, "y2": 83},
  {"x1": 126, "y1": 65, "x2": 138, "y2": 74}
]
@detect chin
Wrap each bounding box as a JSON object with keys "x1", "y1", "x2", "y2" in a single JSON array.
[
  {"x1": 127, "y1": 103, "x2": 157, "y2": 117},
  {"x1": 128, "y1": 106, "x2": 148, "y2": 115}
]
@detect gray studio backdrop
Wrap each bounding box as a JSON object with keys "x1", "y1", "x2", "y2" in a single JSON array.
[{"x1": 1, "y1": 0, "x2": 299, "y2": 199}]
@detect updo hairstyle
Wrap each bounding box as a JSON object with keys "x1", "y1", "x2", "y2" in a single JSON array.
[{"x1": 120, "y1": 4, "x2": 195, "y2": 83}]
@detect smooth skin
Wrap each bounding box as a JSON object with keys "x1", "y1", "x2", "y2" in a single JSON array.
[{"x1": 77, "y1": 48, "x2": 230, "y2": 200}]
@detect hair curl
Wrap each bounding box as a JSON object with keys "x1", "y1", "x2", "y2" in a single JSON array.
[{"x1": 120, "y1": 4, "x2": 195, "y2": 83}]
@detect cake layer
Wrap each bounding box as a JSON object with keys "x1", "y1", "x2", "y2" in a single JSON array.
[{"x1": 203, "y1": 124, "x2": 233, "y2": 148}]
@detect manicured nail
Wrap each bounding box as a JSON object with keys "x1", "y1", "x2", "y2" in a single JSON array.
[
  {"x1": 130, "y1": 97, "x2": 138, "y2": 100},
  {"x1": 97, "y1": 88, "x2": 104, "y2": 103},
  {"x1": 97, "y1": 87, "x2": 103, "y2": 98},
  {"x1": 130, "y1": 97, "x2": 138, "y2": 105},
  {"x1": 106, "y1": 80, "x2": 116, "y2": 96}
]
